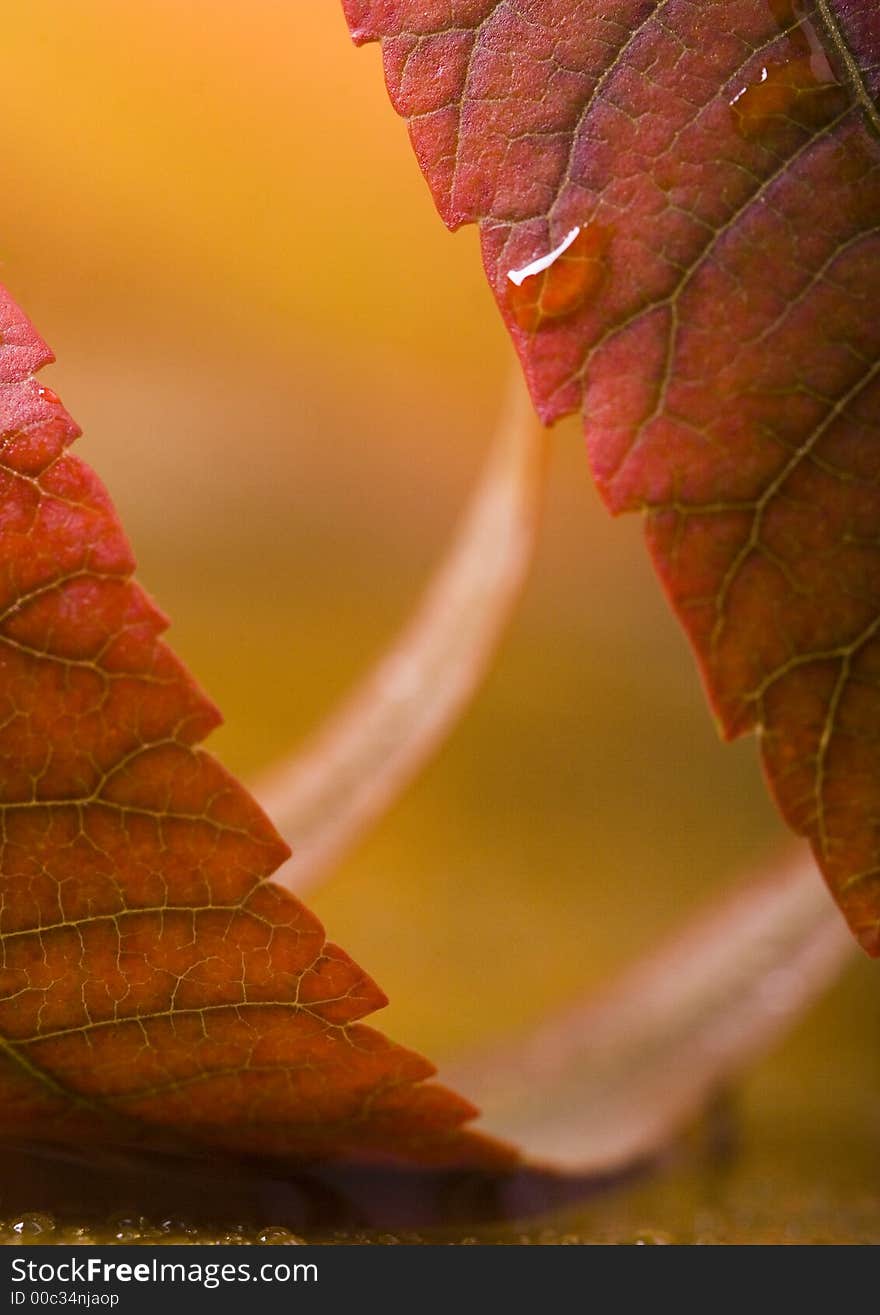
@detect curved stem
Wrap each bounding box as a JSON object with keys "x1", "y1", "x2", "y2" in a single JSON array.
[
  {"x1": 253, "y1": 376, "x2": 851, "y2": 1178},
  {"x1": 252, "y1": 371, "x2": 550, "y2": 895},
  {"x1": 445, "y1": 852, "x2": 853, "y2": 1173}
]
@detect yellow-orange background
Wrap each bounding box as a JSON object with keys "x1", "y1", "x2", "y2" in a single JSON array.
[{"x1": 2, "y1": 1, "x2": 878, "y2": 1238}]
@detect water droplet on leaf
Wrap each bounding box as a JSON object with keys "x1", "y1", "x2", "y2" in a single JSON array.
[
  {"x1": 507, "y1": 222, "x2": 611, "y2": 333},
  {"x1": 730, "y1": 54, "x2": 845, "y2": 139}
]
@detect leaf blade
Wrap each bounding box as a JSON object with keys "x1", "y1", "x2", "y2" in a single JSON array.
[{"x1": 345, "y1": 0, "x2": 880, "y2": 949}]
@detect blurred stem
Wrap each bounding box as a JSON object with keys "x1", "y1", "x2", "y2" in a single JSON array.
[
  {"x1": 446, "y1": 853, "x2": 854, "y2": 1173},
  {"x1": 252, "y1": 370, "x2": 550, "y2": 895},
  {"x1": 252, "y1": 371, "x2": 852, "y2": 1178}
]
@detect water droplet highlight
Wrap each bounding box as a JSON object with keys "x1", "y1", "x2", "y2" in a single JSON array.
[{"x1": 507, "y1": 222, "x2": 611, "y2": 333}]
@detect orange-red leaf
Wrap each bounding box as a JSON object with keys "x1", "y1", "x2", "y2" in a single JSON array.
[
  {"x1": 0, "y1": 285, "x2": 510, "y2": 1169},
  {"x1": 345, "y1": 0, "x2": 880, "y2": 950}
]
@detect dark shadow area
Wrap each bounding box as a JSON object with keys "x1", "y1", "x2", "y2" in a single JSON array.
[{"x1": 0, "y1": 1141, "x2": 649, "y2": 1237}]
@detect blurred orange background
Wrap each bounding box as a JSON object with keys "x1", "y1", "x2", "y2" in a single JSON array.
[{"x1": 2, "y1": 1, "x2": 879, "y2": 1233}]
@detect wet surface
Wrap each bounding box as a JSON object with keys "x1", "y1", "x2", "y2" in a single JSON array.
[{"x1": 1, "y1": 1079, "x2": 879, "y2": 1244}]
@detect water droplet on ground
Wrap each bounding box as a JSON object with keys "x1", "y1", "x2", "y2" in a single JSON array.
[
  {"x1": 10, "y1": 1213, "x2": 55, "y2": 1239},
  {"x1": 256, "y1": 1226, "x2": 305, "y2": 1245}
]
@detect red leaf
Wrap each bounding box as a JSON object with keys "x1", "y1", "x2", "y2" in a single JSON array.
[
  {"x1": 344, "y1": 0, "x2": 880, "y2": 951},
  {"x1": 0, "y1": 286, "x2": 511, "y2": 1169}
]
